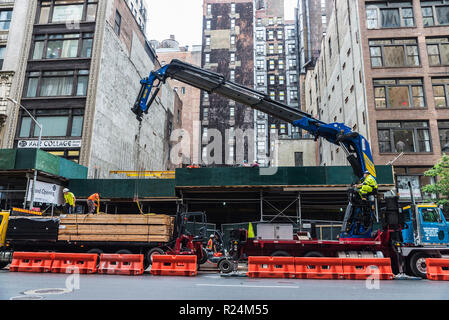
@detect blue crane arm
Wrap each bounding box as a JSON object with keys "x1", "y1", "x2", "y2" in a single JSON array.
[{"x1": 132, "y1": 59, "x2": 376, "y2": 179}]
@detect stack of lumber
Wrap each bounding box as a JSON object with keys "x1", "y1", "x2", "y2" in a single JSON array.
[{"x1": 57, "y1": 214, "x2": 175, "y2": 242}]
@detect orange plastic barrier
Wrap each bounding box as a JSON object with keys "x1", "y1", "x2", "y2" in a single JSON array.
[
  {"x1": 426, "y1": 258, "x2": 449, "y2": 281},
  {"x1": 98, "y1": 254, "x2": 144, "y2": 275},
  {"x1": 150, "y1": 255, "x2": 197, "y2": 276},
  {"x1": 50, "y1": 252, "x2": 98, "y2": 274},
  {"x1": 294, "y1": 257, "x2": 344, "y2": 279},
  {"x1": 341, "y1": 258, "x2": 394, "y2": 280},
  {"x1": 9, "y1": 252, "x2": 54, "y2": 273},
  {"x1": 247, "y1": 256, "x2": 295, "y2": 278}
]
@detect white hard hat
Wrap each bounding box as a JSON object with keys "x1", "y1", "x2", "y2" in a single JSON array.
[
  {"x1": 210, "y1": 234, "x2": 214, "y2": 238},
  {"x1": 63, "y1": 188, "x2": 69, "y2": 192}
]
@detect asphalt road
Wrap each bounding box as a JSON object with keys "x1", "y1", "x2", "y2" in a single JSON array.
[{"x1": 1, "y1": 268, "x2": 449, "y2": 300}]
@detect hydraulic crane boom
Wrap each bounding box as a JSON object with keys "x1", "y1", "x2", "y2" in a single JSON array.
[{"x1": 132, "y1": 59, "x2": 375, "y2": 180}]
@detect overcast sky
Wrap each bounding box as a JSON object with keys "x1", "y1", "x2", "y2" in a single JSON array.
[{"x1": 145, "y1": 0, "x2": 297, "y2": 49}]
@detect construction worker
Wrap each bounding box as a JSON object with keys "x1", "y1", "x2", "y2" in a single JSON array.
[
  {"x1": 206, "y1": 234, "x2": 216, "y2": 252},
  {"x1": 87, "y1": 192, "x2": 100, "y2": 214},
  {"x1": 63, "y1": 188, "x2": 76, "y2": 214},
  {"x1": 356, "y1": 170, "x2": 378, "y2": 200}
]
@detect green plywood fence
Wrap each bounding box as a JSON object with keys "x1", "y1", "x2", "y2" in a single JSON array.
[
  {"x1": 175, "y1": 165, "x2": 394, "y2": 187},
  {"x1": 68, "y1": 179, "x2": 176, "y2": 198},
  {"x1": 0, "y1": 149, "x2": 16, "y2": 170},
  {"x1": 0, "y1": 149, "x2": 87, "y2": 179}
]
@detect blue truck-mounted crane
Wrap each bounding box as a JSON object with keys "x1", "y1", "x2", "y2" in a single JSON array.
[
  {"x1": 132, "y1": 59, "x2": 377, "y2": 240},
  {"x1": 130, "y1": 59, "x2": 449, "y2": 278}
]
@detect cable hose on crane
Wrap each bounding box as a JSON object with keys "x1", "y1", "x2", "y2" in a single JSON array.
[{"x1": 133, "y1": 121, "x2": 144, "y2": 215}]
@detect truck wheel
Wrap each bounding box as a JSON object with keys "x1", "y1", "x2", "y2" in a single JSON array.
[
  {"x1": 409, "y1": 252, "x2": 430, "y2": 279},
  {"x1": 304, "y1": 251, "x2": 325, "y2": 257},
  {"x1": 87, "y1": 248, "x2": 103, "y2": 267},
  {"x1": 147, "y1": 248, "x2": 165, "y2": 265},
  {"x1": 271, "y1": 250, "x2": 291, "y2": 257},
  {"x1": 218, "y1": 259, "x2": 234, "y2": 273}
]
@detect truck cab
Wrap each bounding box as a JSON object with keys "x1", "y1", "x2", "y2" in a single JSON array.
[{"x1": 402, "y1": 204, "x2": 449, "y2": 245}]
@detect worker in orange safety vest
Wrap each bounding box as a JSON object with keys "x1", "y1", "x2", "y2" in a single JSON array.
[{"x1": 87, "y1": 193, "x2": 100, "y2": 214}]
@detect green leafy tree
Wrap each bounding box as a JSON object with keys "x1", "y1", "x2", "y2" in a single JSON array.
[{"x1": 422, "y1": 154, "x2": 449, "y2": 211}]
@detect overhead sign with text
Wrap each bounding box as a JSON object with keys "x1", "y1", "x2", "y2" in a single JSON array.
[
  {"x1": 27, "y1": 180, "x2": 64, "y2": 205},
  {"x1": 18, "y1": 140, "x2": 82, "y2": 149}
]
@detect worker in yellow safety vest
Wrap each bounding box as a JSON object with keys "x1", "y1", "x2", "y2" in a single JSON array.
[
  {"x1": 356, "y1": 171, "x2": 378, "y2": 200},
  {"x1": 87, "y1": 193, "x2": 100, "y2": 214},
  {"x1": 63, "y1": 188, "x2": 76, "y2": 214}
]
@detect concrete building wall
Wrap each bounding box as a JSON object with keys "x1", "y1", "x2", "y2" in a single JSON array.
[
  {"x1": 157, "y1": 46, "x2": 202, "y2": 165},
  {"x1": 277, "y1": 138, "x2": 316, "y2": 166},
  {"x1": 305, "y1": 0, "x2": 369, "y2": 167},
  {"x1": 0, "y1": 0, "x2": 33, "y2": 148}
]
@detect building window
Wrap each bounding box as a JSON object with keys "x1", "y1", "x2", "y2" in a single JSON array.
[
  {"x1": 230, "y1": 106, "x2": 235, "y2": 117},
  {"x1": 269, "y1": 91, "x2": 275, "y2": 99},
  {"x1": 269, "y1": 59, "x2": 275, "y2": 70},
  {"x1": 231, "y1": 18, "x2": 235, "y2": 30},
  {"x1": 366, "y1": 2, "x2": 414, "y2": 29},
  {"x1": 290, "y1": 90, "x2": 298, "y2": 101},
  {"x1": 114, "y1": 10, "x2": 121, "y2": 35},
  {"x1": 207, "y1": 4, "x2": 212, "y2": 15},
  {"x1": 279, "y1": 91, "x2": 285, "y2": 101},
  {"x1": 278, "y1": 59, "x2": 284, "y2": 69},
  {"x1": 257, "y1": 123, "x2": 265, "y2": 135},
  {"x1": 206, "y1": 20, "x2": 211, "y2": 30},
  {"x1": 269, "y1": 75, "x2": 275, "y2": 85},
  {"x1": 373, "y1": 78, "x2": 425, "y2": 109},
  {"x1": 278, "y1": 44, "x2": 283, "y2": 54},
  {"x1": 438, "y1": 120, "x2": 449, "y2": 153},
  {"x1": 329, "y1": 38, "x2": 332, "y2": 57},
  {"x1": 0, "y1": 9, "x2": 12, "y2": 30},
  {"x1": 205, "y1": 53, "x2": 210, "y2": 63},
  {"x1": 205, "y1": 36, "x2": 210, "y2": 46},
  {"x1": 432, "y1": 77, "x2": 449, "y2": 108},
  {"x1": 322, "y1": 15, "x2": 327, "y2": 25},
  {"x1": 277, "y1": 17, "x2": 283, "y2": 24},
  {"x1": 203, "y1": 107, "x2": 209, "y2": 118},
  {"x1": 268, "y1": 30, "x2": 274, "y2": 40},
  {"x1": 268, "y1": 44, "x2": 274, "y2": 54},
  {"x1": 32, "y1": 33, "x2": 94, "y2": 60},
  {"x1": 369, "y1": 38, "x2": 419, "y2": 67},
  {"x1": 277, "y1": 30, "x2": 283, "y2": 39},
  {"x1": 203, "y1": 127, "x2": 208, "y2": 138},
  {"x1": 426, "y1": 37, "x2": 449, "y2": 65},
  {"x1": 256, "y1": 59, "x2": 264, "y2": 69},
  {"x1": 18, "y1": 109, "x2": 84, "y2": 138},
  {"x1": 25, "y1": 70, "x2": 89, "y2": 98},
  {"x1": 268, "y1": 17, "x2": 274, "y2": 25},
  {"x1": 257, "y1": 18, "x2": 262, "y2": 26},
  {"x1": 287, "y1": 28, "x2": 295, "y2": 38},
  {"x1": 295, "y1": 152, "x2": 303, "y2": 166},
  {"x1": 256, "y1": 75, "x2": 264, "y2": 85},
  {"x1": 257, "y1": 141, "x2": 265, "y2": 152},
  {"x1": 256, "y1": 29, "x2": 264, "y2": 40},
  {"x1": 289, "y1": 58, "x2": 297, "y2": 68},
  {"x1": 279, "y1": 75, "x2": 284, "y2": 85},
  {"x1": 231, "y1": 3, "x2": 236, "y2": 14},
  {"x1": 421, "y1": 0, "x2": 449, "y2": 26},
  {"x1": 230, "y1": 35, "x2": 236, "y2": 45},
  {"x1": 230, "y1": 53, "x2": 235, "y2": 63},
  {"x1": 39, "y1": 0, "x2": 98, "y2": 24},
  {"x1": 289, "y1": 74, "x2": 297, "y2": 84},
  {"x1": 377, "y1": 121, "x2": 432, "y2": 153},
  {"x1": 0, "y1": 46, "x2": 5, "y2": 69},
  {"x1": 229, "y1": 69, "x2": 235, "y2": 81},
  {"x1": 256, "y1": 44, "x2": 264, "y2": 54}
]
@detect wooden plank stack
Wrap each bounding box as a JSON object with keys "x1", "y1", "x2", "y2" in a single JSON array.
[{"x1": 57, "y1": 214, "x2": 175, "y2": 243}]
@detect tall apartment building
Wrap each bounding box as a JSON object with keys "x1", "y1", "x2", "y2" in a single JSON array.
[
  {"x1": 200, "y1": 0, "x2": 314, "y2": 166},
  {"x1": 125, "y1": 0, "x2": 147, "y2": 31},
  {"x1": 2, "y1": 0, "x2": 179, "y2": 178},
  {"x1": 305, "y1": 0, "x2": 449, "y2": 200},
  {"x1": 155, "y1": 37, "x2": 202, "y2": 166},
  {"x1": 201, "y1": 0, "x2": 255, "y2": 165},
  {"x1": 0, "y1": 0, "x2": 32, "y2": 147}
]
